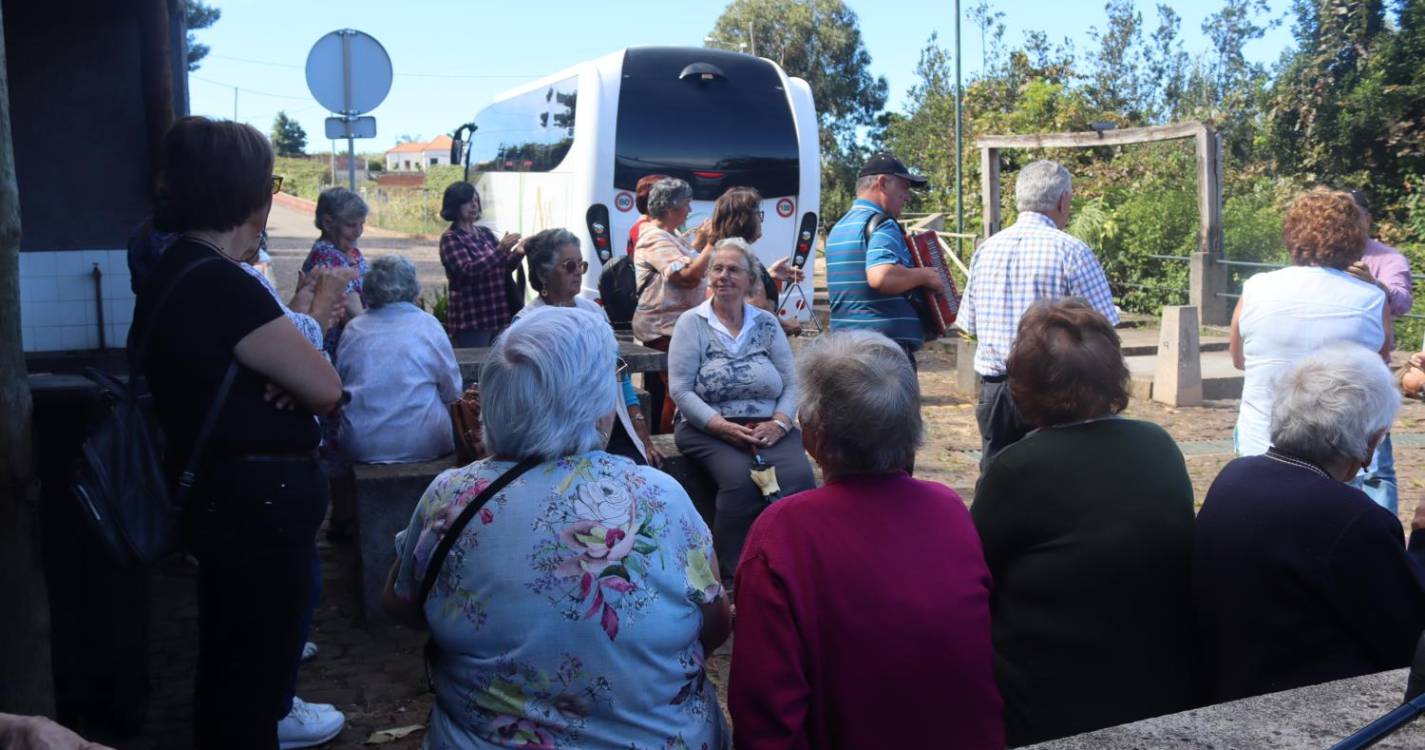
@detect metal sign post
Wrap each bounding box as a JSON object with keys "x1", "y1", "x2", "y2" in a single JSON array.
[{"x1": 305, "y1": 29, "x2": 392, "y2": 191}]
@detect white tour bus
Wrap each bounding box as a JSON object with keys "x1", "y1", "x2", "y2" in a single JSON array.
[{"x1": 449, "y1": 46, "x2": 821, "y2": 323}]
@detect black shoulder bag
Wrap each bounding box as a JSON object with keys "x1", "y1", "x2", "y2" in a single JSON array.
[
  {"x1": 416, "y1": 456, "x2": 542, "y2": 684},
  {"x1": 73, "y1": 256, "x2": 239, "y2": 565}
]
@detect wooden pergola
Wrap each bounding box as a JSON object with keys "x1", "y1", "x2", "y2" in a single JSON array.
[{"x1": 976, "y1": 121, "x2": 1229, "y2": 325}]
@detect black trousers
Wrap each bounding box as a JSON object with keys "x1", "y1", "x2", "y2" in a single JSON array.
[
  {"x1": 675, "y1": 421, "x2": 817, "y2": 580},
  {"x1": 975, "y1": 376, "x2": 1032, "y2": 474},
  {"x1": 188, "y1": 457, "x2": 327, "y2": 750}
]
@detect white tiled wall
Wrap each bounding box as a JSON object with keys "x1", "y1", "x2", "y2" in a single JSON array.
[{"x1": 19, "y1": 249, "x2": 133, "y2": 353}]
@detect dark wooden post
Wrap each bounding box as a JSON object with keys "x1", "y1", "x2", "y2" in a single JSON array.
[
  {"x1": 980, "y1": 147, "x2": 1000, "y2": 238},
  {"x1": 1191, "y1": 123, "x2": 1229, "y2": 325},
  {"x1": 0, "y1": 3, "x2": 53, "y2": 716}
]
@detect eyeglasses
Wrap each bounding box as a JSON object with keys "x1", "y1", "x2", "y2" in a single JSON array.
[
  {"x1": 560, "y1": 259, "x2": 589, "y2": 274},
  {"x1": 758, "y1": 210, "x2": 765, "y2": 221},
  {"x1": 710, "y1": 263, "x2": 747, "y2": 276},
  {"x1": 271, "y1": 175, "x2": 284, "y2": 194},
  {"x1": 615, "y1": 357, "x2": 629, "y2": 379}
]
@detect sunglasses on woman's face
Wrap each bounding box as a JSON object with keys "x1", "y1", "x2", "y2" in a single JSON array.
[
  {"x1": 560, "y1": 259, "x2": 589, "y2": 274},
  {"x1": 271, "y1": 175, "x2": 285, "y2": 194},
  {"x1": 615, "y1": 357, "x2": 629, "y2": 379}
]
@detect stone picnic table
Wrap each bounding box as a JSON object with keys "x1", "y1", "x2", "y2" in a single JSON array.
[{"x1": 455, "y1": 339, "x2": 667, "y2": 384}]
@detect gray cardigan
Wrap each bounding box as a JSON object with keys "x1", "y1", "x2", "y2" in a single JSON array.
[{"x1": 667, "y1": 303, "x2": 798, "y2": 430}]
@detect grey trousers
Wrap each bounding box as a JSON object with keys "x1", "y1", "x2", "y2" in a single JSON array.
[
  {"x1": 975, "y1": 376, "x2": 1032, "y2": 473},
  {"x1": 674, "y1": 420, "x2": 818, "y2": 580}
]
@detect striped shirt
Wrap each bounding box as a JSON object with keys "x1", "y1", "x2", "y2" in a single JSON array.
[
  {"x1": 826, "y1": 198, "x2": 923, "y2": 347},
  {"x1": 957, "y1": 212, "x2": 1119, "y2": 376}
]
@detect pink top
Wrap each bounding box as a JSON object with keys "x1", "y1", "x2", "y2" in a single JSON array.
[
  {"x1": 1361, "y1": 238, "x2": 1414, "y2": 318},
  {"x1": 729, "y1": 473, "x2": 1003, "y2": 750}
]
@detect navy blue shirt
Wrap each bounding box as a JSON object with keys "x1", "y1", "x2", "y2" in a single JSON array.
[
  {"x1": 825, "y1": 199, "x2": 923, "y2": 347},
  {"x1": 1194, "y1": 452, "x2": 1425, "y2": 702}
]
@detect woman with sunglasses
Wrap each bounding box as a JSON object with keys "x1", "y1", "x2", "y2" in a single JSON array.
[
  {"x1": 700, "y1": 187, "x2": 805, "y2": 336},
  {"x1": 519, "y1": 228, "x2": 662, "y2": 467}
]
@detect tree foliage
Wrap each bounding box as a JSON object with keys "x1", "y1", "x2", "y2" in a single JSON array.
[
  {"x1": 708, "y1": 0, "x2": 888, "y2": 219},
  {"x1": 184, "y1": 0, "x2": 221, "y2": 72},
  {"x1": 270, "y1": 111, "x2": 308, "y2": 157}
]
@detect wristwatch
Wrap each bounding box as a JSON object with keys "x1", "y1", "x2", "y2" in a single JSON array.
[{"x1": 771, "y1": 417, "x2": 791, "y2": 434}]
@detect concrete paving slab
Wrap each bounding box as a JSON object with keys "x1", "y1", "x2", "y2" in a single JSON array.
[{"x1": 1030, "y1": 669, "x2": 1425, "y2": 749}]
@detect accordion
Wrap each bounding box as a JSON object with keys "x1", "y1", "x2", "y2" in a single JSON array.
[{"x1": 906, "y1": 230, "x2": 960, "y2": 339}]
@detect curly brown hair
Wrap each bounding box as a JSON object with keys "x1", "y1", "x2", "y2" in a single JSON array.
[
  {"x1": 706, "y1": 187, "x2": 762, "y2": 244},
  {"x1": 1008, "y1": 298, "x2": 1129, "y2": 428},
  {"x1": 1282, "y1": 188, "x2": 1367, "y2": 270}
]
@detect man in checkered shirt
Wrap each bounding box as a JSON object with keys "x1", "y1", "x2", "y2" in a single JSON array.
[{"x1": 957, "y1": 160, "x2": 1119, "y2": 469}]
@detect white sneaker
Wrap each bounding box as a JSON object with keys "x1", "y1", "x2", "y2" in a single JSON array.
[
  {"x1": 278, "y1": 697, "x2": 344, "y2": 749},
  {"x1": 301, "y1": 641, "x2": 319, "y2": 662}
]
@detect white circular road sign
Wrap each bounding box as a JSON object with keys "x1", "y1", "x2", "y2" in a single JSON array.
[{"x1": 305, "y1": 29, "x2": 392, "y2": 115}]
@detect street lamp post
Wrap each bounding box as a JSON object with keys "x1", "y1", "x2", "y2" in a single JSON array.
[{"x1": 954, "y1": 0, "x2": 963, "y2": 241}]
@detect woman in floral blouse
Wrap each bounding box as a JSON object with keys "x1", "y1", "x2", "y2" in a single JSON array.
[
  {"x1": 301, "y1": 186, "x2": 370, "y2": 357},
  {"x1": 439, "y1": 181, "x2": 525, "y2": 347},
  {"x1": 384, "y1": 305, "x2": 731, "y2": 750}
]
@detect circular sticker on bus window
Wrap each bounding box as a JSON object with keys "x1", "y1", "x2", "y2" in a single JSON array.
[
  {"x1": 776, "y1": 198, "x2": 795, "y2": 218},
  {"x1": 614, "y1": 192, "x2": 635, "y2": 212}
]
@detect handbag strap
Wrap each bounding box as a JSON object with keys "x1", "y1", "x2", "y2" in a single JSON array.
[
  {"x1": 130, "y1": 255, "x2": 225, "y2": 384},
  {"x1": 171, "y1": 360, "x2": 239, "y2": 510},
  {"x1": 416, "y1": 456, "x2": 543, "y2": 612}
]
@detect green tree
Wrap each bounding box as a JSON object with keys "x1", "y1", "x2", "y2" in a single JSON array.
[
  {"x1": 1087, "y1": 0, "x2": 1147, "y2": 121},
  {"x1": 708, "y1": 0, "x2": 888, "y2": 220},
  {"x1": 184, "y1": 0, "x2": 221, "y2": 72},
  {"x1": 270, "y1": 111, "x2": 307, "y2": 157}
]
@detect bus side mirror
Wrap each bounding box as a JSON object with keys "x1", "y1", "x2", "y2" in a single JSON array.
[{"x1": 450, "y1": 138, "x2": 463, "y2": 165}]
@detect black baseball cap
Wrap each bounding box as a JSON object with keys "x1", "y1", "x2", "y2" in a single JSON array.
[{"x1": 858, "y1": 153, "x2": 928, "y2": 188}]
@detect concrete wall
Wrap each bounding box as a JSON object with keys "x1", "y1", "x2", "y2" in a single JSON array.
[{"x1": 5, "y1": 0, "x2": 181, "y2": 353}]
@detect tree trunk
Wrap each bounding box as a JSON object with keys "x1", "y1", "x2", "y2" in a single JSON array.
[{"x1": 0, "y1": 3, "x2": 52, "y2": 716}]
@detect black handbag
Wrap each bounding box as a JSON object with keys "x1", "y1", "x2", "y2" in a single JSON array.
[{"x1": 72, "y1": 257, "x2": 238, "y2": 565}]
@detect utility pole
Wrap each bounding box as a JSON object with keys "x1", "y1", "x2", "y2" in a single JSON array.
[
  {"x1": 748, "y1": 22, "x2": 756, "y2": 56},
  {"x1": 954, "y1": 0, "x2": 964, "y2": 242}
]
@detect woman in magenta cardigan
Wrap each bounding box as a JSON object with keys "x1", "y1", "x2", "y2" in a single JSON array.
[{"x1": 729, "y1": 330, "x2": 1002, "y2": 750}]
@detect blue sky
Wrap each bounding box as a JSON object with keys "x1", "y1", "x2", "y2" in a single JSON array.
[{"x1": 188, "y1": 0, "x2": 1295, "y2": 154}]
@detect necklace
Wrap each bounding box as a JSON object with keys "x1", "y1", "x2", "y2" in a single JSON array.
[
  {"x1": 183, "y1": 234, "x2": 232, "y2": 261},
  {"x1": 1264, "y1": 448, "x2": 1332, "y2": 480}
]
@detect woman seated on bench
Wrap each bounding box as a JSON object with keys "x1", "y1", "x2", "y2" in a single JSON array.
[
  {"x1": 668, "y1": 237, "x2": 816, "y2": 583},
  {"x1": 336, "y1": 255, "x2": 462, "y2": 464},
  {"x1": 384, "y1": 306, "x2": 731, "y2": 749}
]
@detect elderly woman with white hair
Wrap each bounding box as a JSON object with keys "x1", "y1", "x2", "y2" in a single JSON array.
[
  {"x1": 302, "y1": 186, "x2": 370, "y2": 356},
  {"x1": 336, "y1": 255, "x2": 461, "y2": 464},
  {"x1": 729, "y1": 330, "x2": 1002, "y2": 750},
  {"x1": 1194, "y1": 342, "x2": 1425, "y2": 704},
  {"x1": 669, "y1": 237, "x2": 817, "y2": 582},
  {"x1": 383, "y1": 306, "x2": 731, "y2": 750}
]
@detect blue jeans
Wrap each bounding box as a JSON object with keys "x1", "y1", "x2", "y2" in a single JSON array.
[{"x1": 1351, "y1": 433, "x2": 1398, "y2": 515}]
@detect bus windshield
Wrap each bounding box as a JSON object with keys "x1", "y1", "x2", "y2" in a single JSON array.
[{"x1": 614, "y1": 47, "x2": 800, "y2": 200}]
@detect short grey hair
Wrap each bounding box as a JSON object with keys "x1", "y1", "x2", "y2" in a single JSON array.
[
  {"x1": 1015, "y1": 160, "x2": 1073, "y2": 213},
  {"x1": 713, "y1": 237, "x2": 762, "y2": 277},
  {"x1": 1270, "y1": 343, "x2": 1400, "y2": 468},
  {"x1": 797, "y1": 330, "x2": 922, "y2": 474},
  {"x1": 523, "y1": 227, "x2": 580, "y2": 294},
  {"x1": 314, "y1": 186, "x2": 369, "y2": 229},
  {"x1": 646, "y1": 178, "x2": 692, "y2": 220},
  {"x1": 854, "y1": 174, "x2": 880, "y2": 194},
  {"x1": 363, "y1": 255, "x2": 420, "y2": 308},
  {"x1": 480, "y1": 305, "x2": 618, "y2": 460}
]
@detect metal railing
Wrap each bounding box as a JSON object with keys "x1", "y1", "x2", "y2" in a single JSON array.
[{"x1": 1211, "y1": 257, "x2": 1425, "y2": 320}]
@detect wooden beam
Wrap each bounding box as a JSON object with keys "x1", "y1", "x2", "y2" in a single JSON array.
[
  {"x1": 980, "y1": 147, "x2": 1001, "y2": 238},
  {"x1": 976, "y1": 121, "x2": 1207, "y2": 150}
]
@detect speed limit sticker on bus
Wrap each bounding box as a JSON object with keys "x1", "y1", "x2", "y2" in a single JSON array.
[
  {"x1": 615, "y1": 192, "x2": 635, "y2": 212},
  {"x1": 776, "y1": 198, "x2": 794, "y2": 218}
]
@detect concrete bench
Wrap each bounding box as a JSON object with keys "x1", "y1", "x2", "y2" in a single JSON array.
[{"x1": 351, "y1": 434, "x2": 715, "y2": 622}]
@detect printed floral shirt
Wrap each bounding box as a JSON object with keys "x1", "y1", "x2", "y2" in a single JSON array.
[
  {"x1": 393, "y1": 451, "x2": 728, "y2": 750},
  {"x1": 302, "y1": 239, "x2": 368, "y2": 356}
]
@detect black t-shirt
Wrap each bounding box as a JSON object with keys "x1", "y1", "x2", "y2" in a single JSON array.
[{"x1": 132, "y1": 239, "x2": 321, "y2": 464}]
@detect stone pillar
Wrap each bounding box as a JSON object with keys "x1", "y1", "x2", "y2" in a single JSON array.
[
  {"x1": 1190, "y1": 252, "x2": 1230, "y2": 327},
  {"x1": 955, "y1": 338, "x2": 981, "y2": 396},
  {"x1": 1153, "y1": 305, "x2": 1203, "y2": 407}
]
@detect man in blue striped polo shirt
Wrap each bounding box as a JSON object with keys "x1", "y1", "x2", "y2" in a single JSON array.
[{"x1": 826, "y1": 154, "x2": 945, "y2": 367}]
